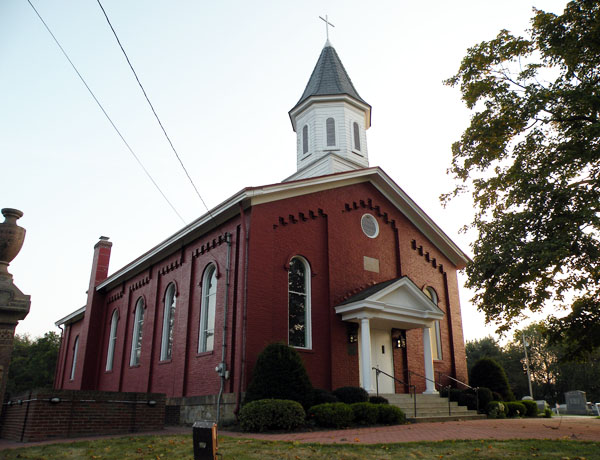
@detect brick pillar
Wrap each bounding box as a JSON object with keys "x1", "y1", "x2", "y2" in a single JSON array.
[{"x1": 0, "y1": 208, "x2": 31, "y2": 415}]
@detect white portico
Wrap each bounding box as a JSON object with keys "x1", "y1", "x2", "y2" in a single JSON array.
[{"x1": 335, "y1": 277, "x2": 444, "y2": 394}]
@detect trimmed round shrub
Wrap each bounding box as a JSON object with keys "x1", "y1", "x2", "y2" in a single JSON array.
[
  {"x1": 244, "y1": 343, "x2": 313, "y2": 409},
  {"x1": 470, "y1": 358, "x2": 514, "y2": 401},
  {"x1": 239, "y1": 399, "x2": 305, "y2": 432},
  {"x1": 448, "y1": 388, "x2": 462, "y2": 402},
  {"x1": 505, "y1": 401, "x2": 527, "y2": 418},
  {"x1": 476, "y1": 387, "x2": 493, "y2": 413},
  {"x1": 520, "y1": 400, "x2": 538, "y2": 417},
  {"x1": 333, "y1": 386, "x2": 369, "y2": 404},
  {"x1": 544, "y1": 407, "x2": 552, "y2": 418},
  {"x1": 486, "y1": 401, "x2": 507, "y2": 419},
  {"x1": 369, "y1": 395, "x2": 389, "y2": 405},
  {"x1": 308, "y1": 402, "x2": 354, "y2": 428},
  {"x1": 458, "y1": 390, "x2": 477, "y2": 411},
  {"x1": 311, "y1": 388, "x2": 338, "y2": 406},
  {"x1": 350, "y1": 402, "x2": 379, "y2": 425},
  {"x1": 377, "y1": 404, "x2": 406, "y2": 425}
]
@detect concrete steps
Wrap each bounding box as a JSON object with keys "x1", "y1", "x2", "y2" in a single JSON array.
[{"x1": 377, "y1": 393, "x2": 486, "y2": 423}]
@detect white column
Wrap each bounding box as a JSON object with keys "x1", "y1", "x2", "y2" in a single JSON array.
[
  {"x1": 422, "y1": 326, "x2": 438, "y2": 394},
  {"x1": 359, "y1": 318, "x2": 372, "y2": 392}
]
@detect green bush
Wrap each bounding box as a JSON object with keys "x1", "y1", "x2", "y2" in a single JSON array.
[
  {"x1": 308, "y1": 403, "x2": 354, "y2": 428},
  {"x1": 544, "y1": 407, "x2": 553, "y2": 418},
  {"x1": 458, "y1": 391, "x2": 478, "y2": 411},
  {"x1": 486, "y1": 401, "x2": 507, "y2": 419},
  {"x1": 448, "y1": 388, "x2": 462, "y2": 402},
  {"x1": 470, "y1": 358, "x2": 515, "y2": 401},
  {"x1": 377, "y1": 404, "x2": 406, "y2": 425},
  {"x1": 369, "y1": 395, "x2": 389, "y2": 405},
  {"x1": 244, "y1": 343, "x2": 313, "y2": 408},
  {"x1": 332, "y1": 386, "x2": 369, "y2": 404},
  {"x1": 520, "y1": 400, "x2": 538, "y2": 417},
  {"x1": 476, "y1": 387, "x2": 493, "y2": 412},
  {"x1": 505, "y1": 401, "x2": 527, "y2": 418},
  {"x1": 311, "y1": 388, "x2": 338, "y2": 406},
  {"x1": 350, "y1": 402, "x2": 379, "y2": 425},
  {"x1": 239, "y1": 399, "x2": 305, "y2": 432}
]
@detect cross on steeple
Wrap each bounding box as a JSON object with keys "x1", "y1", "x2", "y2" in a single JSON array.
[{"x1": 319, "y1": 15, "x2": 335, "y2": 43}]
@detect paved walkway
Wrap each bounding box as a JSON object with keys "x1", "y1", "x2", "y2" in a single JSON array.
[
  {"x1": 223, "y1": 416, "x2": 600, "y2": 444},
  {"x1": 0, "y1": 417, "x2": 598, "y2": 451}
]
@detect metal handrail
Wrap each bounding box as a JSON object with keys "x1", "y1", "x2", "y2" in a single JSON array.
[
  {"x1": 436, "y1": 372, "x2": 480, "y2": 413},
  {"x1": 406, "y1": 369, "x2": 445, "y2": 391},
  {"x1": 406, "y1": 370, "x2": 453, "y2": 415},
  {"x1": 372, "y1": 367, "x2": 418, "y2": 417},
  {"x1": 436, "y1": 372, "x2": 475, "y2": 390}
]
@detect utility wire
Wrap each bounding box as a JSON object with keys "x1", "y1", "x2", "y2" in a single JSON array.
[
  {"x1": 26, "y1": 0, "x2": 186, "y2": 225},
  {"x1": 96, "y1": 0, "x2": 213, "y2": 218}
]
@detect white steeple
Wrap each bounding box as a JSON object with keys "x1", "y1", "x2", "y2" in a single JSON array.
[{"x1": 285, "y1": 42, "x2": 371, "y2": 182}]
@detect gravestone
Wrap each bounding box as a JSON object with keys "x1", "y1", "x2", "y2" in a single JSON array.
[{"x1": 565, "y1": 390, "x2": 588, "y2": 415}]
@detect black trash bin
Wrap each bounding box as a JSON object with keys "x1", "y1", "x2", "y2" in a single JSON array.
[{"x1": 192, "y1": 420, "x2": 218, "y2": 460}]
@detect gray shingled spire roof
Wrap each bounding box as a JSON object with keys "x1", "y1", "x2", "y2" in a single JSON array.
[{"x1": 293, "y1": 42, "x2": 369, "y2": 109}]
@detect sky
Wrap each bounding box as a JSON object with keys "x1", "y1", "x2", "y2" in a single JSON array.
[{"x1": 2, "y1": 0, "x2": 570, "y2": 342}]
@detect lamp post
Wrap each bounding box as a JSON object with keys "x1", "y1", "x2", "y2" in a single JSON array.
[{"x1": 522, "y1": 332, "x2": 533, "y2": 399}]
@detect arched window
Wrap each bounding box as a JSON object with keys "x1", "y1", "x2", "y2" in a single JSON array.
[
  {"x1": 160, "y1": 283, "x2": 176, "y2": 361},
  {"x1": 130, "y1": 298, "x2": 145, "y2": 366},
  {"x1": 302, "y1": 125, "x2": 309, "y2": 154},
  {"x1": 199, "y1": 265, "x2": 217, "y2": 353},
  {"x1": 105, "y1": 310, "x2": 119, "y2": 371},
  {"x1": 288, "y1": 256, "x2": 311, "y2": 348},
  {"x1": 353, "y1": 122, "x2": 361, "y2": 151},
  {"x1": 326, "y1": 117, "x2": 336, "y2": 146},
  {"x1": 424, "y1": 287, "x2": 442, "y2": 360},
  {"x1": 70, "y1": 335, "x2": 79, "y2": 381}
]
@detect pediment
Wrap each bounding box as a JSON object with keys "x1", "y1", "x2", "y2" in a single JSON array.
[{"x1": 335, "y1": 277, "x2": 444, "y2": 330}]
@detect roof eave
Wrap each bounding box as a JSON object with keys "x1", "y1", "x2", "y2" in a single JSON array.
[
  {"x1": 55, "y1": 305, "x2": 86, "y2": 326},
  {"x1": 288, "y1": 94, "x2": 372, "y2": 132}
]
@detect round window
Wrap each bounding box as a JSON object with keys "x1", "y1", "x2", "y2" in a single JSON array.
[{"x1": 361, "y1": 214, "x2": 379, "y2": 238}]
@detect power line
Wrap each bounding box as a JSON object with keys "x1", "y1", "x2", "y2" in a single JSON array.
[
  {"x1": 26, "y1": 0, "x2": 186, "y2": 225},
  {"x1": 96, "y1": 0, "x2": 213, "y2": 217}
]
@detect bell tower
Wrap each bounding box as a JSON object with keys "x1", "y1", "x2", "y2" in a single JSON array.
[{"x1": 286, "y1": 40, "x2": 371, "y2": 182}]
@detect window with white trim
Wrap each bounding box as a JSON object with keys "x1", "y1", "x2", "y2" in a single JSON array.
[
  {"x1": 288, "y1": 256, "x2": 311, "y2": 348},
  {"x1": 353, "y1": 122, "x2": 361, "y2": 151},
  {"x1": 302, "y1": 125, "x2": 309, "y2": 154},
  {"x1": 199, "y1": 265, "x2": 217, "y2": 353},
  {"x1": 105, "y1": 309, "x2": 119, "y2": 371},
  {"x1": 424, "y1": 287, "x2": 442, "y2": 360},
  {"x1": 130, "y1": 298, "x2": 145, "y2": 366},
  {"x1": 326, "y1": 117, "x2": 336, "y2": 146},
  {"x1": 70, "y1": 335, "x2": 79, "y2": 380},
  {"x1": 160, "y1": 283, "x2": 176, "y2": 361}
]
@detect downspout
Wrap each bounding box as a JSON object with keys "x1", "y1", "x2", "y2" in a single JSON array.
[
  {"x1": 235, "y1": 205, "x2": 249, "y2": 415},
  {"x1": 216, "y1": 232, "x2": 232, "y2": 425}
]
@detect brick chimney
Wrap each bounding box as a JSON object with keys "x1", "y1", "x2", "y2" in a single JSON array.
[{"x1": 77, "y1": 237, "x2": 112, "y2": 389}]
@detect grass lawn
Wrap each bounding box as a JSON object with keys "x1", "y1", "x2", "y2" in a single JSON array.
[{"x1": 0, "y1": 435, "x2": 598, "y2": 460}]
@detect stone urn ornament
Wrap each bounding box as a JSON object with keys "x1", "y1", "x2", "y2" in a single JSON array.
[{"x1": 0, "y1": 208, "x2": 26, "y2": 277}]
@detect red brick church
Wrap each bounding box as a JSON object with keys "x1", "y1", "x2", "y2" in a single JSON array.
[{"x1": 55, "y1": 41, "x2": 470, "y2": 422}]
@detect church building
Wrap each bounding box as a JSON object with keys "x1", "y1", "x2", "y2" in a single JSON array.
[{"x1": 55, "y1": 40, "x2": 470, "y2": 422}]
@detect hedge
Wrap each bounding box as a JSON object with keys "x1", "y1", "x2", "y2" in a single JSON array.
[
  {"x1": 239, "y1": 399, "x2": 305, "y2": 432},
  {"x1": 332, "y1": 386, "x2": 369, "y2": 404},
  {"x1": 350, "y1": 402, "x2": 379, "y2": 425},
  {"x1": 308, "y1": 402, "x2": 354, "y2": 428},
  {"x1": 377, "y1": 404, "x2": 406, "y2": 425}
]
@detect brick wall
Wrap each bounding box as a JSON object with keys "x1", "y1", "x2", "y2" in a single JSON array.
[{"x1": 0, "y1": 389, "x2": 165, "y2": 442}]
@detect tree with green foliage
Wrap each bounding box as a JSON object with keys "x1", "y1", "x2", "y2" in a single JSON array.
[
  {"x1": 244, "y1": 342, "x2": 313, "y2": 409},
  {"x1": 7, "y1": 332, "x2": 61, "y2": 396},
  {"x1": 444, "y1": 0, "x2": 600, "y2": 356},
  {"x1": 470, "y1": 358, "x2": 514, "y2": 401}
]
